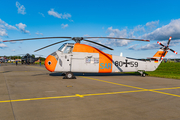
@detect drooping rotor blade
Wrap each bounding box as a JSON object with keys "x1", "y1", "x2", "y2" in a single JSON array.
[
  {"x1": 83, "y1": 40, "x2": 114, "y2": 50},
  {"x1": 3, "y1": 37, "x2": 72, "y2": 42},
  {"x1": 157, "y1": 41, "x2": 165, "y2": 47},
  {"x1": 34, "y1": 40, "x2": 69, "y2": 52},
  {"x1": 167, "y1": 36, "x2": 172, "y2": 47},
  {"x1": 85, "y1": 37, "x2": 150, "y2": 42},
  {"x1": 169, "y1": 48, "x2": 178, "y2": 54}
]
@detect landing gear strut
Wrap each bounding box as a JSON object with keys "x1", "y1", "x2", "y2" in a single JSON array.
[
  {"x1": 63, "y1": 72, "x2": 76, "y2": 79},
  {"x1": 138, "y1": 70, "x2": 146, "y2": 77}
]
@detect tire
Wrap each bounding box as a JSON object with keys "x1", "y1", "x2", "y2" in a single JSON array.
[
  {"x1": 142, "y1": 73, "x2": 146, "y2": 77},
  {"x1": 66, "y1": 72, "x2": 73, "y2": 79}
]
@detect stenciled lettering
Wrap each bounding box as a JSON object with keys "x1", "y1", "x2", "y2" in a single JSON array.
[{"x1": 100, "y1": 63, "x2": 112, "y2": 69}]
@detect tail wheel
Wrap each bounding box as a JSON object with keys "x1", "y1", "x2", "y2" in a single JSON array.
[
  {"x1": 66, "y1": 72, "x2": 73, "y2": 79},
  {"x1": 141, "y1": 73, "x2": 146, "y2": 77}
]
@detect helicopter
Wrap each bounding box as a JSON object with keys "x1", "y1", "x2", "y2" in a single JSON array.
[
  {"x1": 20, "y1": 53, "x2": 41, "y2": 64},
  {"x1": 3, "y1": 36, "x2": 178, "y2": 79}
]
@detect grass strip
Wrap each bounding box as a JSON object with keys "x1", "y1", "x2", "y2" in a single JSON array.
[{"x1": 125, "y1": 62, "x2": 180, "y2": 79}]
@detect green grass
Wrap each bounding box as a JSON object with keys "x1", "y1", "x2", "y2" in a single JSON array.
[
  {"x1": 126, "y1": 62, "x2": 180, "y2": 79},
  {"x1": 34, "y1": 61, "x2": 45, "y2": 65}
]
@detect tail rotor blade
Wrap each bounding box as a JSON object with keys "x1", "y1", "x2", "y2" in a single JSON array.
[
  {"x1": 161, "y1": 51, "x2": 167, "y2": 60},
  {"x1": 169, "y1": 48, "x2": 178, "y2": 54},
  {"x1": 157, "y1": 41, "x2": 165, "y2": 47},
  {"x1": 167, "y1": 36, "x2": 172, "y2": 47}
]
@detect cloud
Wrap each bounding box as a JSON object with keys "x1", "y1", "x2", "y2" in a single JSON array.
[
  {"x1": 48, "y1": 9, "x2": 72, "y2": 20},
  {"x1": 105, "y1": 26, "x2": 131, "y2": 46},
  {"x1": 135, "y1": 40, "x2": 180, "y2": 50},
  {"x1": 5, "y1": 23, "x2": 17, "y2": 30},
  {"x1": 0, "y1": 19, "x2": 17, "y2": 36},
  {"x1": 38, "y1": 12, "x2": 45, "y2": 17},
  {"x1": 16, "y1": 1, "x2": 26, "y2": 15},
  {"x1": 133, "y1": 25, "x2": 145, "y2": 32},
  {"x1": 0, "y1": 39, "x2": 7, "y2": 48},
  {"x1": 62, "y1": 13, "x2": 71, "y2": 19},
  {"x1": 61, "y1": 24, "x2": 68, "y2": 29},
  {"x1": 146, "y1": 20, "x2": 159, "y2": 28},
  {"x1": 0, "y1": 28, "x2": 8, "y2": 36},
  {"x1": 48, "y1": 9, "x2": 62, "y2": 18},
  {"x1": 16, "y1": 23, "x2": 30, "y2": 33},
  {"x1": 142, "y1": 19, "x2": 180, "y2": 40},
  {"x1": 36, "y1": 31, "x2": 43, "y2": 35},
  {"x1": 128, "y1": 44, "x2": 139, "y2": 50}
]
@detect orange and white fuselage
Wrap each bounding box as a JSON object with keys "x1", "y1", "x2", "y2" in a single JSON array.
[{"x1": 45, "y1": 43, "x2": 164, "y2": 73}]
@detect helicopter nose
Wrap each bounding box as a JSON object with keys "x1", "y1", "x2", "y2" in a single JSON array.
[{"x1": 45, "y1": 55, "x2": 57, "y2": 72}]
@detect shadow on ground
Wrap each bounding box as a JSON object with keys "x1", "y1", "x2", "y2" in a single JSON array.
[{"x1": 49, "y1": 72, "x2": 139, "y2": 77}]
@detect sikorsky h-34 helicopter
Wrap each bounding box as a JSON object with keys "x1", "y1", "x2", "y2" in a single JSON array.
[{"x1": 3, "y1": 36, "x2": 178, "y2": 79}]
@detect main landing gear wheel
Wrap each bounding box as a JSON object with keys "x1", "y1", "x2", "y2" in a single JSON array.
[{"x1": 63, "y1": 72, "x2": 76, "y2": 79}]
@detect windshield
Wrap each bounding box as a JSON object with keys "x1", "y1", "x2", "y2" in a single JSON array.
[
  {"x1": 63, "y1": 46, "x2": 74, "y2": 54},
  {"x1": 58, "y1": 43, "x2": 66, "y2": 51}
]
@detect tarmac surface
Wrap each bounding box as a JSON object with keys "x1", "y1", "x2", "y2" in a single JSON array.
[{"x1": 0, "y1": 63, "x2": 180, "y2": 120}]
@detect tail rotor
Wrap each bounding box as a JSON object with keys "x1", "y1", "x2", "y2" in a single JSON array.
[{"x1": 157, "y1": 36, "x2": 178, "y2": 60}]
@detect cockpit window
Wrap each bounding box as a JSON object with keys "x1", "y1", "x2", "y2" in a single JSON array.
[
  {"x1": 58, "y1": 43, "x2": 66, "y2": 51},
  {"x1": 63, "y1": 46, "x2": 73, "y2": 54}
]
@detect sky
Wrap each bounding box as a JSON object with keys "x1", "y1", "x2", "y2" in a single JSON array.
[{"x1": 0, "y1": 0, "x2": 180, "y2": 59}]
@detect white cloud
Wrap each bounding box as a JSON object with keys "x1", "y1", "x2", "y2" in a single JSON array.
[
  {"x1": 0, "y1": 38, "x2": 2, "y2": 42},
  {"x1": 0, "y1": 19, "x2": 17, "y2": 36},
  {"x1": 16, "y1": 1, "x2": 26, "y2": 15},
  {"x1": 133, "y1": 25, "x2": 145, "y2": 32},
  {"x1": 48, "y1": 9, "x2": 62, "y2": 18},
  {"x1": 61, "y1": 24, "x2": 68, "y2": 29},
  {"x1": 62, "y1": 13, "x2": 71, "y2": 19},
  {"x1": 36, "y1": 31, "x2": 43, "y2": 35},
  {"x1": 105, "y1": 26, "x2": 131, "y2": 46},
  {"x1": 142, "y1": 19, "x2": 180, "y2": 40},
  {"x1": 48, "y1": 9, "x2": 72, "y2": 20},
  {"x1": 0, "y1": 28, "x2": 8, "y2": 36},
  {"x1": 38, "y1": 12, "x2": 45, "y2": 17},
  {"x1": 0, "y1": 43, "x2": 7, "y2": 48},
  {"x1": 146, "y1": 20, "x2": 159, "y2": 28},
  {"x1": 128, "y1": 44, "x2": 139, "y2": 50},
  {"x1": 16, "y1": 23, "x2": 30, "y2": 33},
  {"x1": 5, "y1": 23, "x2": 17, "y2": 30}
]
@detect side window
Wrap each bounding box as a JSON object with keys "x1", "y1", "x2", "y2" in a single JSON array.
[{"x1": 63, "y1": 46, "x2": 73, "y2": 54}]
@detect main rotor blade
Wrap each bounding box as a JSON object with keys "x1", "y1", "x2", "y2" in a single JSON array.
[
  {"x1": 85, "y1": 37, "x2": 150, "y2": 42},
  {"x1": 34, "y1": 40, "x2": 69, "y2": 52},
  {"x1": 157, "y1": 41, "x2": 165, "y2": 47},
  {"x1": 169, "y1": 48, "x2": 178, "y2": 54},
  {"x1": 3, "y1": 37, "x2": 72, "y2": 42},
  {"x1": 84, "y1": 40, "x2": 113, "y2": 50}
]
